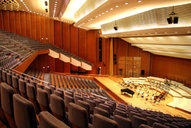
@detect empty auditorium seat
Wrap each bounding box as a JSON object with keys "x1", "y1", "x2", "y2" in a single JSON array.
[
  {"x1": 74, "y1": 95, "x2": 83, "y2": 104},
  {"x1": 19, "y1": 78, "x2": 27, "y2": 98},
  {"x1": 49, "y1": 94, "x2": 67, "y2": 123},
  {"x1": 114, "y1": 109, "x2": 127, "y2": 118},
  {"x1": 0, "y1": 83, "x2": 8, "y2": 124},
  {"x1": 12, "y1": 75, "x2": 19, "y2": 93},
  {"x1": 64, "y1": 95, "x2": 74, "y2": 111},
  {"x1": 132, "y1": 115, "x2": 147, "y2": 128},
  {"x1": 146, "y1": 116, "x2": 159, "y2": 126},
  {"x1": 37, "y1": 88, "x2": 49, "y2": 111},
  {"x1": 26, "y1": 83, "x2": 40, "y2": 113},
  {"x1": 138, "y1": 124, "x2": 152, "y2": 128},
  {"x1": 153, "y1": 122, "x2": 170, "y2": 128},
  {"x1": 114, "y1": 115, "x2": 132, "y2": 128},
  {"x1": 68, "y1": 102, "x2": 89, "y2": 128},
  {"x1": 2, "y1": 70, "x2": 7, "y2": 82},
  {"x1": 98, "y1": 104, "x2": 112, "y2": 115},
  {"x1": 93, "y1": 114, "x2": 118, "y2": 128},
  {"x1": 54, "y1": 90, "x2": 64, "y2": 98},
  {"x1": 39, "y1": 111, "x2": 70, "y2": 128},
  {"x1": 6, "y1": 72, "x2": 12, "y2": 86},
  {"x1": 94, "y1": 107, "x2": 110, "y2": 118},
  {"x1": 1, "y1": 83, "x2": 16, "y2": 128},
  {"x1": 78, "y1": 100, "x2": 91, "y2": 121},
  {"x1": 13, "y1": 94, "x2": 37, "y2": 128},
  {"x1": 164, "y1": 123, "x2": 179, "y2": 128}
]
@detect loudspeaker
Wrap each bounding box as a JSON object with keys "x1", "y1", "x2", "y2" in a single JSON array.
[
  {"x1": 99, "y1": 38, "x2": 102, "y2": 62},
  {"x1": 167, "y1": 17, "x2": 172, "y2": 24},
  {"x1": 141, "y1": 70, "x2": 145, "y2": 76},
  {"x1": 174, "y1": 17, "x2": 179, "y2": 24},
  {"x1": 113, "y1": 54, "x2": 117, "y2": 64}
]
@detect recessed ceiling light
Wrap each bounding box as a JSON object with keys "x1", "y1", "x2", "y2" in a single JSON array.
[
  {"x1": 102, "y1": 12, "x2": 104, "y2": 14},
  {"x1": 187, "y1": 31, "x2": 191, "y2": 33},
  {"x1": 106, "y1": 10, "x2": 108, "y2": 13},
  {"x1": 110, "y1": 8, "x2": 113, "y2": 10},
  {"x1": 138, "y1": 0, "x2": 142, "y2": 3},
  {"x1": 99, "y1": 14, "x2": 101, "y2": 16},
  {"x1": 115, "y1": 5, "x2": 119, "y2": 8},
  {"x1": 125, "y1": 2, "x2": 128, "y2": 5}
]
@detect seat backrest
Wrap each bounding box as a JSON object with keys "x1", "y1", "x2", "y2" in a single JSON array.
[
  {"x1": 68, "y1": 103, "x2": 88, "y2": 128},
  {"x1": 138, "y1": 124, "x2": 152, "y2": 128},
  {"x1": 26, "y1": 83, "x2": 36, "y2": 100},
  {"x1": 49, "y1": 94, "x2": 65, "y2": 117},
  {"x1": 12, "y1": 75, "x2": 18, "y2": 89},
  {"x1": 6, "y1": 73, "x2": 12, "y2": 86},
  {"x1": 54, "y1": 90, "x2": 63, "y2": 98},
  {"x1": 1, "y1": 83, "x2": 14, "y2": 116},
  {"x1": 132, "y1": 115, "x2": 147, "y2": 128},
  {"x1": 39, "y1": 111, "x2": 70, "y2": 128},
  {"x1": 153, "y1": 122, "x2": 170, "y2": 128},
  {"x1": 93, "y1": 114, "x2": 118, "y2": 128},
  {"x1": 19, "y1": 79, "x2": 26, "y2": 94},
  {"x1": 64, "y1": 95, "x2": 74, "y2": 109},
  {"x1": 94, "y1": 107, "x2": 110, "y2": 118},
  {"x1": 98, "y1": 104, "x2": 111, "y2": 114},
  {"x1": 37, "y1": 88, "x2": 49, "y2": 111},
  {"x1": 74, "y1": 95, "x2": 83, "y2": 104},
  {"x1": 78, "y1": 100, "x2": 90, "y2": 117},
  {"x1": 114, "y1": 109, "x2": 127, "y2": 118},
  {"x1": 13, "y1": 94, "x2": 37, "y2": 128},
  {"x1": 114, "y1": 115, "x2": 131, "y2": 128},
  {"x1": 146, "y1": 116, "x2": 159, "y2": 126}
]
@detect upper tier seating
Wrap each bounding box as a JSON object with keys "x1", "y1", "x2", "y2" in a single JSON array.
[{"x1": 0, "y1": 30, "x2": 92, "y2": 69}]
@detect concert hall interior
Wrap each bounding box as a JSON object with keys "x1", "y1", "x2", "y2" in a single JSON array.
[{"x1": 0, "y1": 0, "x2": 191, "y2": 128}]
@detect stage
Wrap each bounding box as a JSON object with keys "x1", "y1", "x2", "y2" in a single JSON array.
[{"x1": 94, "y1": 76, "x2": 191, "y2": 119}]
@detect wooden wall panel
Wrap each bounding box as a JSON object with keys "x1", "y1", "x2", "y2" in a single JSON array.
[
  {"x1": 140, "y1": 51, "x2": 150, "y2": 76},
  {"x1": 70, "y1": 25, "x2": 78, "y2": 55},
  {"x1": 54, "y1": 21, "x2": 62, "y2": 48},
  {"x1": 62, "y1": 22, "x2": 70, "y2": 73},
  {"x1": 151, "y1": 55, "x2": 191, "y2": 88},
  {"x1": 41, "y1": 16, "x2": 46, "y2": 43},
  {"x1": 78, "y1": 29, "x2": 86, "y2": 59},
  {"x1": 105, "y1": 38, "x2": 110, "y2": 74},
  {"x1": 26, "y1": 13, "x2": 31, "y2": 38},
  {"x1": 3, "y1": 11, "x2": 9, "y2": 31},
  {"x1": 20, "y1": 12, "x2": 26, "y2": 36},
  {"x1": 86, "y1": 30, "x2": 96, "y2": 73},
  {"x1": 45, "y1": 17, "x2": 50, "y2": 44},
  {"x1": 31, "y1": 14, "x2": 36, "y2": 40},
  {"x1": 15, "y1": 12, "x2": 21, "y2": 35},
  {"x1": 0, "y1": 11, "x2": 3, "y2": 30},
  {"x1": 50, "y1": 19, "x2": 54, "y2": 45},
  {"x1": 128, "y1": 45, "x2": 140, "y2": 57},
  {"x1": 36, "y1": 15, "x2": 41, "y2": 41},
  {"x1": 9, "y1": 11, "x2": 15, "y2": 33},
  {"x1": 113, "y1": 38, "x2": 118, "y2": 75}
]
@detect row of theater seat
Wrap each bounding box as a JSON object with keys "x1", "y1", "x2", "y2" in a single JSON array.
[
  {"x1": 1, "y1": 68, "x2": 191, "y2": 128},
  {"x1": 0, "y1": 30, "x2": 92, "y2": 67}
]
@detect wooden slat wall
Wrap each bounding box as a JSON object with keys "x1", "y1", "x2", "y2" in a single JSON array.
[
  {"x1": 151, "y1": 55, "x2": 191, "y2": 88},
  {"x1": 9, "y1": 11, "x2": 15, "y2": 33},
  {"x1": 0, "y1": 10, "x2": 110, "y2": 74}
]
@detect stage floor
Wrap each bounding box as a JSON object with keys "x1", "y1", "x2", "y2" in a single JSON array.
[{"x1": 95, "y1": 76, "x2": 191, "y2": 119}]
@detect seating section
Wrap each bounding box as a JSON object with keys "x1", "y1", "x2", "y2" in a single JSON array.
[
  {"x1": 1, "y1": 70, "x2": 191, "y2": 128},
  {"x1": 0, "y1": 30, "x2": 92, "y2": 69}
]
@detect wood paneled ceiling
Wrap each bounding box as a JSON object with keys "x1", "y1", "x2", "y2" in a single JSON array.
[{"x1": 0, "y1": 0, "x2": 191, "y2": 59}]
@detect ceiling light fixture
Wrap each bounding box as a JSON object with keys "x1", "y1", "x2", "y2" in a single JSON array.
[
  {"x1": 125, "y1": 2, "x2": 128, "y2": 5},
  {"x1": 115, "y1": 5, "x2": 119, "y2": 8}
]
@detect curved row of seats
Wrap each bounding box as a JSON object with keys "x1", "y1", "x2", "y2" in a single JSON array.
[{"x1": 1, "y1": 68, "x2": 191, "y2": 128}]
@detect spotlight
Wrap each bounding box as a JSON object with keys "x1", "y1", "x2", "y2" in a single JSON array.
[
  {"x1": 45, "y1": 1, "x2": 48, "y2": 6},
  {"x1": 167, "y1": 17, "x2": 172, "y2": 24},
  {"x1": 173, "y1": 17, "x2": 179, "y2": 24},
  {"x1": 114, "y1": 20, "x2": 118, "y2": 31},
  {"x1": 45, "y1": 8, "x2": 48, "y2": 13},
  {"x1": 167, "y1": 6, "x2": 179, "y2": 24},
  {"x1": 114, "y1": 26, "x2": 118, "y2": 31}
]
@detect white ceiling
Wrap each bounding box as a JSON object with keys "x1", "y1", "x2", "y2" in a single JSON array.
[{"x1": 1, "y1": 0, "x2": 191, "y2": 59}]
